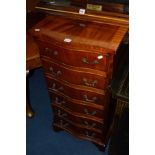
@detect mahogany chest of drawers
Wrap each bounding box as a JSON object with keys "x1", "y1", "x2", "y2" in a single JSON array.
[{"x1": 29, "y1": 14, "x2": 128, "y2": 150}]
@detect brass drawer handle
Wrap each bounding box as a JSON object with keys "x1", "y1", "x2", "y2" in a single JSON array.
[
  {"x1": 45, "y1": 47, "x2": 58, "y2": 56},
  {"x1": 55, "y1": 97, "x2": 66, "y2": 105},
  {"x1": 60, "y1": 120, "x2": 69, "y2": 127},
  {"x1": 83, "y1": 121, "x2": 96, "y2": 128},
  {"x1": 85, "y1": 131, "x2": 96, "y2": 137},
  {"x1": 83, "y1": 78, "x2": 97, "y2": 87},
  {"x1": 82, "y1": 57, "x2": 99, "y2": 65},
  {"x1": 84, "y1": 109, "x2": 96, "y2": 116},
  {"x1": 83, "y1": 95, "x2": 97, "y2": 103},
  {"x1": 49, "y1": 67, "x2": 62, "y2": 76},
  {"x1": 57, "y1": 110, "x2": 68, "y2": 117},
  {"x1": 51, "y1": 83, "x2": 64, "y2": 92}
]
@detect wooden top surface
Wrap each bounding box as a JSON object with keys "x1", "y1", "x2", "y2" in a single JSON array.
[
  {"x1": 26, "y1": 12, "x2": 46, "y2": 70},
  {"x1": 29, "y1": 15, "x2": 128, "y2": 53}
]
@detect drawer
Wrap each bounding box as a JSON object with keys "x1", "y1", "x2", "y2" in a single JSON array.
[
  {"x1": 50, "y1": 92, "x2": 104, "y2": 119},
  {"x1": 46, "y1": 75, "x2": 107, "y2": 106},
  {"x1": 53, "y1": 113, "x2": 104, "y2": 142},
  {"x1": 53, "y1": 117, "x2": 104, "y2": 145},
  {"x1": 38, "y1": 41, "x2": 112, "y2": 72},
  {"x1": 52, "y1": 104, "x2": 105, "y2": 132},
  {"x1": 54, "y1": 116, "x2": 71, "y2": 129},
  {"x1": 42, "y1": 58, "x2": 109, "y2": 89},
  {"x1": 77, "y1": 127, "x2": 104, "y2": 141}
]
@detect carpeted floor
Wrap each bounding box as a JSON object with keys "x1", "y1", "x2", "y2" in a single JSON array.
[{"x1": 26, "y1": 68, "x2": 109, "y2": 155}]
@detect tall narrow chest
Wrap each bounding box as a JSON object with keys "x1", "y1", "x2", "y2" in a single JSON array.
[{"x1": 29, "y1": 14, "x2": 128, "y2": 149}]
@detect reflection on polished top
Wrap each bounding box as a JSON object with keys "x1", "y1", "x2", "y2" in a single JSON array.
[{"x1": 30, "y1": 15, "x2": 128, "y2": 52}]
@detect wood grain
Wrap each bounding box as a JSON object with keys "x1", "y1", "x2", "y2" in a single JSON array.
[
  {"x1": 29, "y1": 13, "x2": 128, "y2": 149},
  {"x1": 29, "y1": 15, "x2": 128, "y2": 52},
  {"x1": 41, "y1": 58, "x2": 109, "y2": 89}
]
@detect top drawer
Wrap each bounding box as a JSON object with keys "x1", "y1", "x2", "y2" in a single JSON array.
[{"x1": 38, "y1": 41, "x2": 113, "y2": 72}]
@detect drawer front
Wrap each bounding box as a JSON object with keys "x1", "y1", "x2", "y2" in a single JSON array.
[
  {"x1": 77, "y1": 127, "x2": 104, "y2": 140},
  {"x1": 50, "y1": 92, "x2": 104, "y2": 119},
  {"x1": 38, "y1": 41, "x2": 112, "y2": 72},
  {"x1": 46, "y1": 75, "x2": 107, "y2": 106},
  {"x1": 53, "y1": 117, "x2": 104, "y2": 145},
  {"x1": 54, "y1": 116, "x2": 71, "y2": 129},
  {"x1": 52, "y1": 104, "x2": 104, "y2": 132},
  {"x1": 42, "y1": 58, "x2": 108, "y2": 89},
  {"x1": 53, "y1": 113, "x2": 104, "y2": 142}
]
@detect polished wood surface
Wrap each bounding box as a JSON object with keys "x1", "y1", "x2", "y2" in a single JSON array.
[
  {"x1": 41, "y1": 58, "x2": 108, "y2": 89},
  {"x1": 29, "y1": 13, "x2": 128, "y2": 149},
  {"x1": 52, "y1": 95, "x2": 105, "y2": 119},
  {"x1": 50, "y1": 91, "x2": 104, "y2": 113},
  {"x1": 53, "y1": 119, "x2": 105, "y2": 146},
  {"x1": 29, "y1": 15, "x2": 128, "y2": 51},
  {"x1": 38, "y1": 41, "x2": 113, "y2": 72},
  {"x1": 26, "y1": 34, "x2": 42, "y2": 70},
  {"x1": 46, "y1": 74, "x2": 106, "y2": 100}
]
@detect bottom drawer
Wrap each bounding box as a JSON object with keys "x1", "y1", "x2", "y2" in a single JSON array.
[
  {"x1": 52, "y1": 103, "x2": 105, "y2": 133},
  {"x1": 53, "y1": 116, "x2": 105, "y2": 146}
]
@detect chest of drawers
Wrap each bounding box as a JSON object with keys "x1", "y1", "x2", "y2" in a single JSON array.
[{"x1": 29, "y1": 14, "x2": 128, "y2": 150}]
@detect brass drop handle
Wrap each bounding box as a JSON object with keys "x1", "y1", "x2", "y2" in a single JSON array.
[
  {"x1": 84, "y1": 109, "x2": 97, "y2": 116},
  {"x1": 83, "y1": 95, "x2": 97, "y2": 103},
  {"x1": 51, "y1": 83, "x2": 64, "y2": 92},
  {"x1": 60, "y1": 120, "x2": 69, "y2": 127},
  {"x1": 85, "y1": 131, "x2": 96, "y2": 137},
  {"x1": 57, "y1": 110, "x2": 68, "y2": 117},
  {"x1": 82, "y1": 57, "x2": 99, "y2": 65},
  {"x1": 55, "y1": 97, "x2": 66, "y2": 105},
  {"x1": 49, "y1": 67, "x2": 62, "y2": 76},
  {"x1": 83, "y1": 78, "x2": 97, "y2": 87},
  {"x1": 45, "y1": 47, "x2": 58, "y2": 56},
  {"x1": 83, "y1": 121, "x2": 96, "y2": 128}
]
